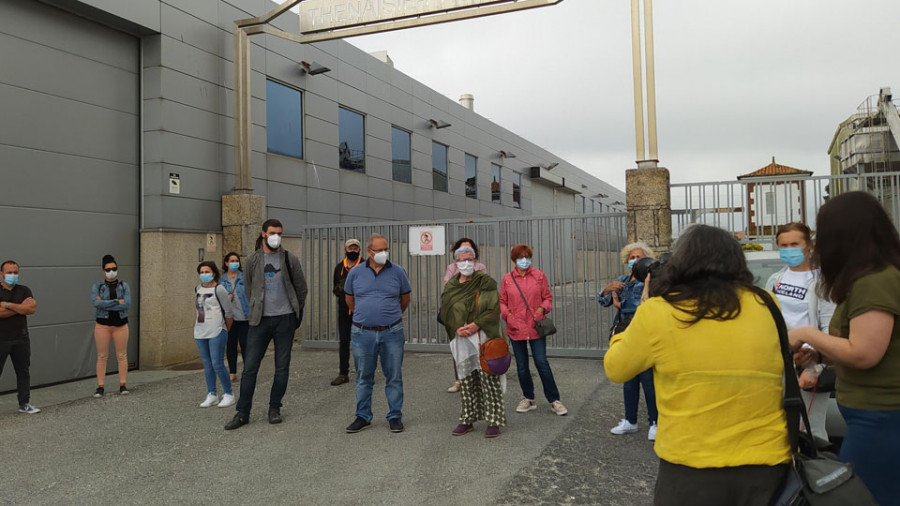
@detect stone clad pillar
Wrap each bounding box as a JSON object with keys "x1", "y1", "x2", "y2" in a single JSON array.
[
  {"x1": 222, "y1": 194, "x2": 266, "y2": 258},
  {"x1": 626, "y1": 165, "x2": 672, "y2": 252}
]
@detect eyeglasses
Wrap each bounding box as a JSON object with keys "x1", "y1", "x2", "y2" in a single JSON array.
[
  {"x1": 104, "y1": 268, "x2": 117, "y2": 272},
  {"x1": 369, "y1": 248, "x2": 389, "y2": 253}
]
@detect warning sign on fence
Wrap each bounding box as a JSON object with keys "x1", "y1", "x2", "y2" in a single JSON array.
[{"x1": 409, "y1": 226, "x2": 445, "y2": 256}]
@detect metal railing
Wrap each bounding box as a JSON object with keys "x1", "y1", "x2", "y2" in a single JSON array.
[
  {"x1": 671, "y1": 171, "x2": 900, "y2": 243},
  {"x1": 295, "y1": 213, "x2": 629, "y2": 357}
]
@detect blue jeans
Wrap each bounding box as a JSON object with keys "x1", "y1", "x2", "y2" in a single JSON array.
[
  {"x1": 195, "y1": 330, "x2": 231, "y2": 396},
  {"x1": 510, "y1": 337, "x2": 560, "y2": 403},
  {"x1": 351, "y1": 322, "x2": 405, "y2": 422},
  {"x1": 838, "y1": 405, "x2": 900, "y2": 506},
  {"x1": 236, "y1": 314, "x2": 296, "y2": 416},
  {"x1": 623, "y1": 368, "x2": 657, "y2": 424}
]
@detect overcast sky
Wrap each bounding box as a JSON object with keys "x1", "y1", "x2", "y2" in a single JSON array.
[{"x1": 319, "y1": 0, "x2": 900, "y2": 190}]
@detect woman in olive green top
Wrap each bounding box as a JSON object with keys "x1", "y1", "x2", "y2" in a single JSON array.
[{"x1": 789, "y1": 191, "x2": 900, "y2": 506}]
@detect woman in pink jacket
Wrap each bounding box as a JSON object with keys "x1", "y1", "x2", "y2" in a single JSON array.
[{"x1": 500, "y1": 244, "x2": 567, "y2": 416}]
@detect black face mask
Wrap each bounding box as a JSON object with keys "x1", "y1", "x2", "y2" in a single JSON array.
[{"x1": 345, "y1": 251, "x2": 360, "y2": 262}]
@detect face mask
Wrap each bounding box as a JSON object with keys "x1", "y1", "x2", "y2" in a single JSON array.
[
  {"x1": 373, "y1": 251, "x2": 389, "y2": 265},
  {"x1": 627, "y1": 259, "x2": 636, "y2": 269},
  {"x1": 516, "y1": 258, "x2": 532, "y2": 270},
  {"x1": 105, "y1": 270, "x2": 118, "y2": 281},
  {"x1": 780, "y1": 247, "x2": 806, "y2": 268},
  {"x1": 199, "y1": 273, "x2": 214, "y2": 284},
  {"x1": 266, "y1": 233, "x2": 282, "y2": 250},
  {"x1": 3, "y1": 274, "x2": 18, "y2": 286},
  {"x1": 345, "y1": 251, "x2": 360, "y2": 262},
  {"x1": 456, "y1": 260, "x2": 475, "y2": 276},
  {"x1": 228, "y1": 262, "x2": 240, "y2": 272}
]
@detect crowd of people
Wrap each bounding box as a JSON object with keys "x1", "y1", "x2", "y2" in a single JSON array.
[{"x1": 2, "y1": 191, "x2": 898, "y2": 504}]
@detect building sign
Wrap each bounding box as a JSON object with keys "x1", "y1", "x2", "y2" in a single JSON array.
[
  {"x1": 409, "y1": 226, "x2": 446, "y2": 256},
  {"x1": 299, "y1": 0, "x2": 561, "y2": 34}
]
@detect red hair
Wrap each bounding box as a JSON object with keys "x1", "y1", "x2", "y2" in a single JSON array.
[{"x1": 509, "y1": 244, "x2": 533, "y2": 261}]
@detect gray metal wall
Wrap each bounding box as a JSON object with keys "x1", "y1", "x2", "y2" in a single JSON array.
[{"x1": 0, "y1": 0, "x2": 140, "y2": 389}]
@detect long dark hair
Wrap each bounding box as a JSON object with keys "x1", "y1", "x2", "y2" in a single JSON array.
[
  {"x1": 254, "y1": 219, "x2": 283, "y2": 251},
  {"x1": 813, "y1": 191, "x2": 900, "y2": 304},
  {"x1": 652, "y1": 224, "x2": 756, "y2": 325},
  {"x1": 222, "y1": 252, "x2": 241, "y2": 273}
]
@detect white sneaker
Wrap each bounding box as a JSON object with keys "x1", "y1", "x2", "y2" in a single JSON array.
[
  {"x1": 199, "y1": 393, "x2": 218, "y2": 408},
  {"x1": 648, "y1": 422, "x2": 658, "y2": 441},
  {"x1": 218, "y1": 393, "x2": 235, "y2": 408},
  {"x1": 610, "y1": 419, "x2": 639, "y2": 435},
  {"x1": 18, "y1": 403, "x2": 41, "y2": 414}
]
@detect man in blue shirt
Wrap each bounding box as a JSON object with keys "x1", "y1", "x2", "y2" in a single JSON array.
[{"x1": 343, "y1": 234, "x2": 411, "y2": 433}]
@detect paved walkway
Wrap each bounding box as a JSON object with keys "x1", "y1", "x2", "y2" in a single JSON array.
[{"x1": 0, "y1": 347, "x2": 657, "y2": 505}]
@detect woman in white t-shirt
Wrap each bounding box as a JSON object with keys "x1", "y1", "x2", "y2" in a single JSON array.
[
  {"x1": 765, "y1": 222, "x2": 836, "y2": 441},
  {"x1": 195, "y1": 261, "x2": 234, "y2": 408}
]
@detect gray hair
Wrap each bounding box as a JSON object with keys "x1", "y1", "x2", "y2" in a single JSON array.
[
  {"x1": 619, "y1": 241, "x2": 655, "y2": 264},
  {"x1": 454, "y1": 245, "x2": 476, "y2": 261},
  {"x1": 366, "y1": 233, "x2": 386, "y2": 250}
]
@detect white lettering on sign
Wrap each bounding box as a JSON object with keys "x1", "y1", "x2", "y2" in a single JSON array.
[{"x1": 300, "y1": 0, "x2": 508, "y2": 33}]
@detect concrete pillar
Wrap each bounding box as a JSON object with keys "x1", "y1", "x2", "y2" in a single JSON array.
[
  {"x1": 626, "y1": 165, "x2": 672, "y2": 252},
  {"x1": 222, "y1": 193, "x2": 266, "y2": 258}
]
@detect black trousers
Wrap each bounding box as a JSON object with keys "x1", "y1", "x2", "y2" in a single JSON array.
[
  {"x1": 337, "y1": 307, "x2": 352, "y2": 376},
  {"x1": 654, "y1": 459, "x2": 788, "y2": 506},
  {"x1": 226, "y1": 320, "x2": 249, "y2": 374},
  {"x1": 0, "y1": 338, "x2": 31, "y2": 406}
]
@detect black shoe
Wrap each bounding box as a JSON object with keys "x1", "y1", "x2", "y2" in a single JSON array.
[
  {"x1": 268, "y1": 408, "x2": 282, "y2": 424},
  {"x1": 346, "y1": 417, "x2": 371, "y2": 433},
  {"x1": 389, "y1": 418, "x2": 404, "y2": 433},
  {"x1": 93, "y1": 387, "x2": 104, "y2": 398},
  {"x1": 330, "y1": 374, "x2": 349, "y2": 386},
  {"x1": 119, "y1": 385, "x2": 130, "y2": 395},
  {"x1": 224, "y1": 413, "x2": 249, "y2": 430}
]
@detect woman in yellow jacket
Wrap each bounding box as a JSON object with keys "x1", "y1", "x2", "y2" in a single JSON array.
[{"x1": 604, "y1": 224, "x2": 791, "y2": 506}]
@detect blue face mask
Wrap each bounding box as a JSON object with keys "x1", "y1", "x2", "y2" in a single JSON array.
[
  {"x1": 228, "y1": 262, "x2": 240, "y2": 272},
  {"x1": 199, "y1": 273, "x2": 215, "y2": 284},
  {"x1": 779, "y1": 247, "x2": 806, "y2": 268},
  {"x1": 3, "y1": 274, "x2": 18, "y2": 286},
  {"x1": 516, "y1": 258, "x2": 532, "y2": 270},
  {"x1": 627, "y1": 259, "x2": 636, "y2": 269}
]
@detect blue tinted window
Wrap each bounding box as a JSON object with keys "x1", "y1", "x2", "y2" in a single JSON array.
[
  {"x1": 465, "y1": 154, "x2": 477, "y2": 199},
  {"x1": 266, "y1": 80, "x2": 303, "y2": 158},
  {"x1": 339, "y1": 107, "x2": 365, "y2": 172},
  {"x1": 491, "y1": 163, "x2": 501, "y2": 203},
  {"x1": 392, "y1": 127, "x2": 411, "y2": 183},
  {"x1": 432, "y1": 142, "x2": 448, "y2": 192}
]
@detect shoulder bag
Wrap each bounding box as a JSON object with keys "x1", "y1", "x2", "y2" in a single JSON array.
[
  {"x1": 510, "y1": 273, "x2": 557, "y2": 338},
  {"x1": 753, "y1": 287, "x2": 877, "y2": 506}
]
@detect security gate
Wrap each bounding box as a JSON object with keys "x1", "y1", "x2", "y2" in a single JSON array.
[{"x1": 295, "y1": 213, "x2": 628, "y2": 358}]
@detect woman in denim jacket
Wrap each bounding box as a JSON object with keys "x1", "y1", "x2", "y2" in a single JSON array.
[
  {"x1": 599, "y1": 242, "x2": 658, "y2": 440},
  {"x1": 220, "y1": 252, "x2": 250, "y2": 382},
  {"x1": 91, "y1": 254, "x2": 131, "y2": 397}
]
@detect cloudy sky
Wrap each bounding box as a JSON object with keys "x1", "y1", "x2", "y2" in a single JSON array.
[{"x1": 323, "y1": 0, "x2": 900, "y2": 190}]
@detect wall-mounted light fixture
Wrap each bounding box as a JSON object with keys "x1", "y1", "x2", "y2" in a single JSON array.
[
  {"x1": 300, "y1": 60, "x2": 331, "y2": 75},
  {"x1": 592, "y1": 193, "x2": 609, "y2": 199},
  {"x1": 499, "y1": 150, "x2": 516, "y2": 159},
  {"x1": 428, "y1": 119, "x2": 451, "y2": 129},
  {"x1": 542, "y1": 162, "x2": 559, "y2": 171}
]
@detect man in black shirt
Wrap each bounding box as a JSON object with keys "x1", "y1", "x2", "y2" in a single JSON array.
[{"x1": 0, "y1": 260, "x2": 39, "y2": 414}]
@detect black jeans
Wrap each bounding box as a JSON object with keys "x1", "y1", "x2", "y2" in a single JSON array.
[
  {"x1": 226, "y1": 320, "x2": 249, "y2": 374},
  {"x1": 0, "y1": 338, "x2": 31, "y2": 405},
  {"x1": 337, "y1": 307, "x2": 352, "y2": 376},
  {"x1": 654, "y1": 459, "x2": 788, "y2": 506},
  {"x1": 236, "y1": 314, "x2": 296, "y2": 416}
]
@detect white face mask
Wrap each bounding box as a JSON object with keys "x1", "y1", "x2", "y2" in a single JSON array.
[
  {"x1": 373, "y1": 251, "x2": 389, "y2": 265},
  {"x1": 266, "y1": 233, "x2": 282, "y2": 250},
  {"x1": 456, "y1": 260, "x2": 475, "y2": 276},
  {"x1": 105, "y1": 270, "x2": 118, "y2": 281}
]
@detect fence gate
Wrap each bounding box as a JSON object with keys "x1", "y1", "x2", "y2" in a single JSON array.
[{"x1": 295, "y1": 213, "x2": 629, "y2": 358}]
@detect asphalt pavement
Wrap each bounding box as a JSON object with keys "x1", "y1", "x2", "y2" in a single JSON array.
[{"x1": 0, "y1": 346, "x2": 658, "y2": 505}]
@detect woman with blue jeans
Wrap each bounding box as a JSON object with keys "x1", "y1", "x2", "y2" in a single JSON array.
[
  {"x1": 789, "y1": 192, "x2": 900, "y2": 506},
  {"x1": 194, "y1": 261, "x2": 234, "y2": 409},
  {"x1": 500, "y1": 244, "x2": 567, "y2": 416},
  {"x1": 599, "y1": 242, "x2": 658, "y2": 440}
]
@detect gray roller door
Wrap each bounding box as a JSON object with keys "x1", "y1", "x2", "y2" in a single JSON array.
[{"x1": 0, "y1": 0, "x2": 140, "y2": 389}]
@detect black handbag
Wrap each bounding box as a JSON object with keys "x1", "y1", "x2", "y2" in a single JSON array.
[
  {"x1": 510, "y1": 274, "x2": 557, "y2": 338},
  {"x1": 753, "y1": 288, "x2": 878, "y2": 506}
]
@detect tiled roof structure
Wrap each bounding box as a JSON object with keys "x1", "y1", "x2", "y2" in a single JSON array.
[{"x1": 737, "y1": 157, "x2": 813, "y2": 180}]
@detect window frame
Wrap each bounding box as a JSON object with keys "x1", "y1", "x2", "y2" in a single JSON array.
[
  {"x1": 464, "y1": 153, "x2": 478, "y2": 199},
  {"x1": 338, "y1": 105, "x2": 366, "y2": 173},
  {"x1": 265, "y1": 78, "x2": 304, "y2": 159},
  {"x1": 432, "y1": 141, "x2": 449, "y2": 193},
  {"x1": 512, "y1": 171, "x2": 522, "y2": 209},
  {"x1": 391, "y1": 126, "x2": 412, "y2": 184},
  {"x1": 490, "y1": 163, "x2": 502, "y2": 204}
]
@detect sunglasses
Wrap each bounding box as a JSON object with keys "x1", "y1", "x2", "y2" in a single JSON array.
[{"x1": 104, "y1": 268, "x2": 117, "y2": 273}]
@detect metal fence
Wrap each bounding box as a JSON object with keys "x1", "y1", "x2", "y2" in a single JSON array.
[
  {"x1": 294, "y1": 213, "x2": 629, "y2": 357},
  {"x1": 671, "y1": 171, "x2": 900, "y2": 243}
]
